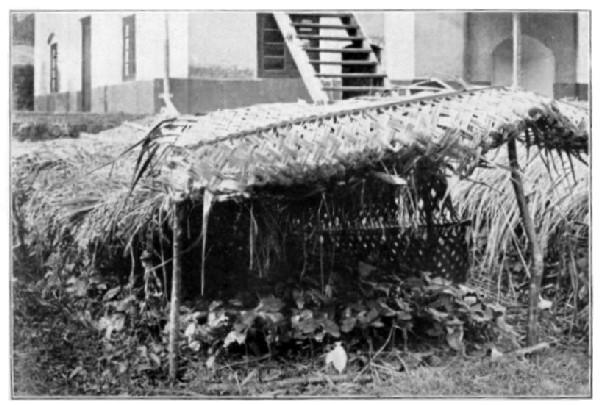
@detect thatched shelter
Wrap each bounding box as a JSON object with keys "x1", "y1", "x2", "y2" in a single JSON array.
[
  {"x1": 13, "y1": 85, "x2": 589, "y2": 378},
  {"x1": 13, "y1": 86, "x2": 588, "y2": 290}
]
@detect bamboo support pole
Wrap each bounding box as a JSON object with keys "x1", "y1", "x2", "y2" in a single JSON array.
[
  {"x1": 168, "y1": 199, "x2": 185, "y2": 383},
  {"x1": 507, "y1": 138, "x2": 544, "y2": 345},
  {"x1": 509, "y1": 13, "x2": 545, "y2": 346}
]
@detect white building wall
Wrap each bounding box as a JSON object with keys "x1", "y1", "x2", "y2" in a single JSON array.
[
  {"x1": 34, "y1": 11, "x2": 190, "y2": 97},
  {"x1": 384, "y1": 12, "x2": 416, "y2": 81},
  {"x1": 413, "y1": 12, "x2": 466, "y2": 79},
  {"x1": 136, "y1": 12, "x2": 189, "y2": 81},
  {"x1": 188, "y1": 12, "x2": 257, "y2": 78},
  {"x1": 90, "y1": 13, "x2": 126, "y2": 87},
  {"x1": 355, "y1": 12, "x2": 384, "y2": 43}
]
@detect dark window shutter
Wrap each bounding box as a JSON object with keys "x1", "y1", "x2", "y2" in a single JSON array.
[
  {"x1": 50, "y1": 43, "x2": 58, "y2": 93},
  {"x1": 122, "y1": 15, "x2": 136, "y2": 80},
  {"x1": 129, "y1": 16, "x2": 136, "y2": 77}
]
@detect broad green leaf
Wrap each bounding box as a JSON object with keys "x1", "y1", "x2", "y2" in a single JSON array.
[
  {"x1": 209, "y1": 300, "x2": 223, "y2": 312},
  {"x1": 240, "y1": 310, "x2": 257, "y2": 328},
  {"x1": 425, "y1": 324, "x2": 444, "y2": 337},
  {"x1": 261, "y1": 312, "x2": 284, "y2": 324},
  {"x1": 112, "y1": 314, "x2": 125, "y2": 332},
  {"x1": 292, "y1": 289, "x2": 305, "y2": 309},
  {"x1": 149, "y1": 353, "x2": 161, "y2": 367},
  {"x1": 228, "y1": 298, "x2": 243, "y2": 307},
  {"x1": 322, "y1": 319, "x2": 340, "y2": 338},
  {"x1": 378, "y1": 301, "x2": 397, "y2": 317},
  {"x1": 206, "y1": 355, "x2": 216, "y2": 370},
  {"x1": 487, "y1": 302, "x2": 506, "y2": 314},
  {"x1": 150, "y1": 342, "x2": 163, "y2": 353},
  {"x1": 446, "y1": 327, "x2": 464, "y2": 351},
  {"x1": 118, "y1": 361, "x2": 128, "y2": 375},
  {"x1": 300, "y1": 318, "x2": 318, "y2": 334},
  {"x1": 358, "y1": 261, "x2": 377, "y2": 278},
  {"x1": 396, "y1": 311, "x2": 412, "y2": 321},
  {"x1": 427, "y1": 307, "x2": 449, "y2": 321},
  {"x1": 184, "y1": 322, "x2": 196, "y2": 340},
  {"x1": 66, "y1": 278, "x2": 88, "y2": 297},
  {"x1": 116, "y1": 295, "x2": 136, "y2": 312},
  {"x1": 208, "y1": 309, "x2": 228, "y2": 328},
  {"x1": 341, "y1": 317, "x2": 356, "y2": 333},
  {"x1": 223, "y1": 329, "x2": 247, "y2": 348},
  {"x1": 104, "y1": 286, "x2": 121, "y2": 301},
  {"x1": 257, "y1": 296, "x2": 284, "y2": 312}
]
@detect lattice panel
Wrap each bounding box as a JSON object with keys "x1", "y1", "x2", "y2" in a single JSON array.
[
  {"x1": 293, "y1": 164, "x2": 473, "y2": 283},
  {"x1": 320, "y1": 221, "x2": 470, "y2": 283}
]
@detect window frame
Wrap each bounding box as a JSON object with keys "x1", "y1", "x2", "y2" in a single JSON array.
[
  {"x1": 49, "y1": 43, "x2": 58, "y2": 93},
  {"x1": 122, "y1": 15, "x2": 136, "y2": 81}
]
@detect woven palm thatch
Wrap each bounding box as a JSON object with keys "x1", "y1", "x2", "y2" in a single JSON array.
[
  {"x1": 13, "y1": 87, "x2": 588, "y2": 255},
  {"x1": 138, "y1": 86, "x2": 587, "y2": 200}
]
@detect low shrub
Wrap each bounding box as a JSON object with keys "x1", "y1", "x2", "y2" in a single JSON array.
[{"x1": 14, "y1": 250, "x2": 520, "y2": 396}]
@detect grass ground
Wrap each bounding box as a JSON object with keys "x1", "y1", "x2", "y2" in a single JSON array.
[
  {"x1": 11, "y1": 254, "x2": 591, "y2": 398},
  {"x1": 168, "y1": 347, "x2": 590, "y2": 398},
  {"x1": 15, "y1": 342, "x2": 589, "y2": 398}
]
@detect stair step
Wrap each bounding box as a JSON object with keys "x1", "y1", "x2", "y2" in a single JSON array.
[
  {"x1": 309, "y1": 60, "x2": 377, "y2": 66},
  {"x1": 292, "y1": 23, "x2": 358, "y2": 29},
  {"x1": 316, "y1": 72, "x2": 386, "y2": 78},
  {"x1": 322, "y1": 86, "x2": 389, "y2": 92},
  {"x1": 303, "y1": 47, "x2": 371, "y2": 53},
  {"x1": 289, "y1": 12, "x2": 353, "y2": 18},
  {"x1": 297, "y1": 34, "x2": 364, "y2": 41}
]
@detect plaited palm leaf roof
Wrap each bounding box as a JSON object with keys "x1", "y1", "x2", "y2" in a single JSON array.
[
  {"x1": 13, "y1": 86, "x2": 589, "y2": 250},
  {"x1": 140, "y1": 86, "x2": 588, "y2": 199}
]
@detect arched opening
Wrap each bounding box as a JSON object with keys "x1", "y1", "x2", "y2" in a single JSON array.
[{"x1": 492, "y1": 35, "x2": 555, "y2": 97}]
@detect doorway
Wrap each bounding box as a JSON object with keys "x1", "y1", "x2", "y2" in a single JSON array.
[
  {"x1": 491, "y1": 35, "x2": 555, "y2": 97},
  {"x1": 81, "y1": 16, "x2": 91, "y2": 111}
]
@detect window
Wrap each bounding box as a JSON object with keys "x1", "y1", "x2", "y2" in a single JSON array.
[
  {"x1": 122, "y1": 15, "x2": 136, "y2": 80},
  {"x1": 261, "y1": 14, "x2": 285, "y2": 71},
  {"x1": 49, "y1": 43, "x2": 58, "y2": 93},
  {"x1": 257, "y1": 13, "x2": 298, "y2": 78}
]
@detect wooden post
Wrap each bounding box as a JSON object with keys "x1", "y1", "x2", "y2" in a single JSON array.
[
  {"x1": 160, "y1": 13, "x2": 178, "y2": 115},
  {"x1": 507, "y1": 138, "x2": 544, "y2": 345},
  {"x1": 168, "y1": 199, "x2": 185, "y2": 383}
]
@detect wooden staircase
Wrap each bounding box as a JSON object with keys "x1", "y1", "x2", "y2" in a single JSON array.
[{"x1": 273, "y1": 12, "x2": 388, "y2": 102}]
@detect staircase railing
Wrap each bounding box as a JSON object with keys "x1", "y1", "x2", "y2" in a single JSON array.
[{"x1": 273, "y1": 12, "x2": 329, "y2": 104}]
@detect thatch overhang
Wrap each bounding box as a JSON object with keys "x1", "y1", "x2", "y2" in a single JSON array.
[{"x1": 138, "y1": 86, "x2": 588, "y2": 202}]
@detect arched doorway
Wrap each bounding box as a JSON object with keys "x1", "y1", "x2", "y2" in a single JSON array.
[{"x1": 491, "y1": 35, "x2": 555, "y2": 97}]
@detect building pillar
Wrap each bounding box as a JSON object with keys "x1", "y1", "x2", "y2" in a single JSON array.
[
  {"x1": 576, "y1": 12, "x2": 590, "y2": 99},
  {"x1": 384, "y1": 12, "x2": 415, "y2": 83}
]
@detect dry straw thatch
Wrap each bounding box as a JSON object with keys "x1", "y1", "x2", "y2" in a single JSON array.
[
  {"x1": 453, "y1": 145, "x2": 588, "y2": 269},
  {"x1": 450, "y1": 143, "x2": 588, "y2": 303},
  {"x1": 12, "y1": 86, "x2": 588, "y2": 258}
]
